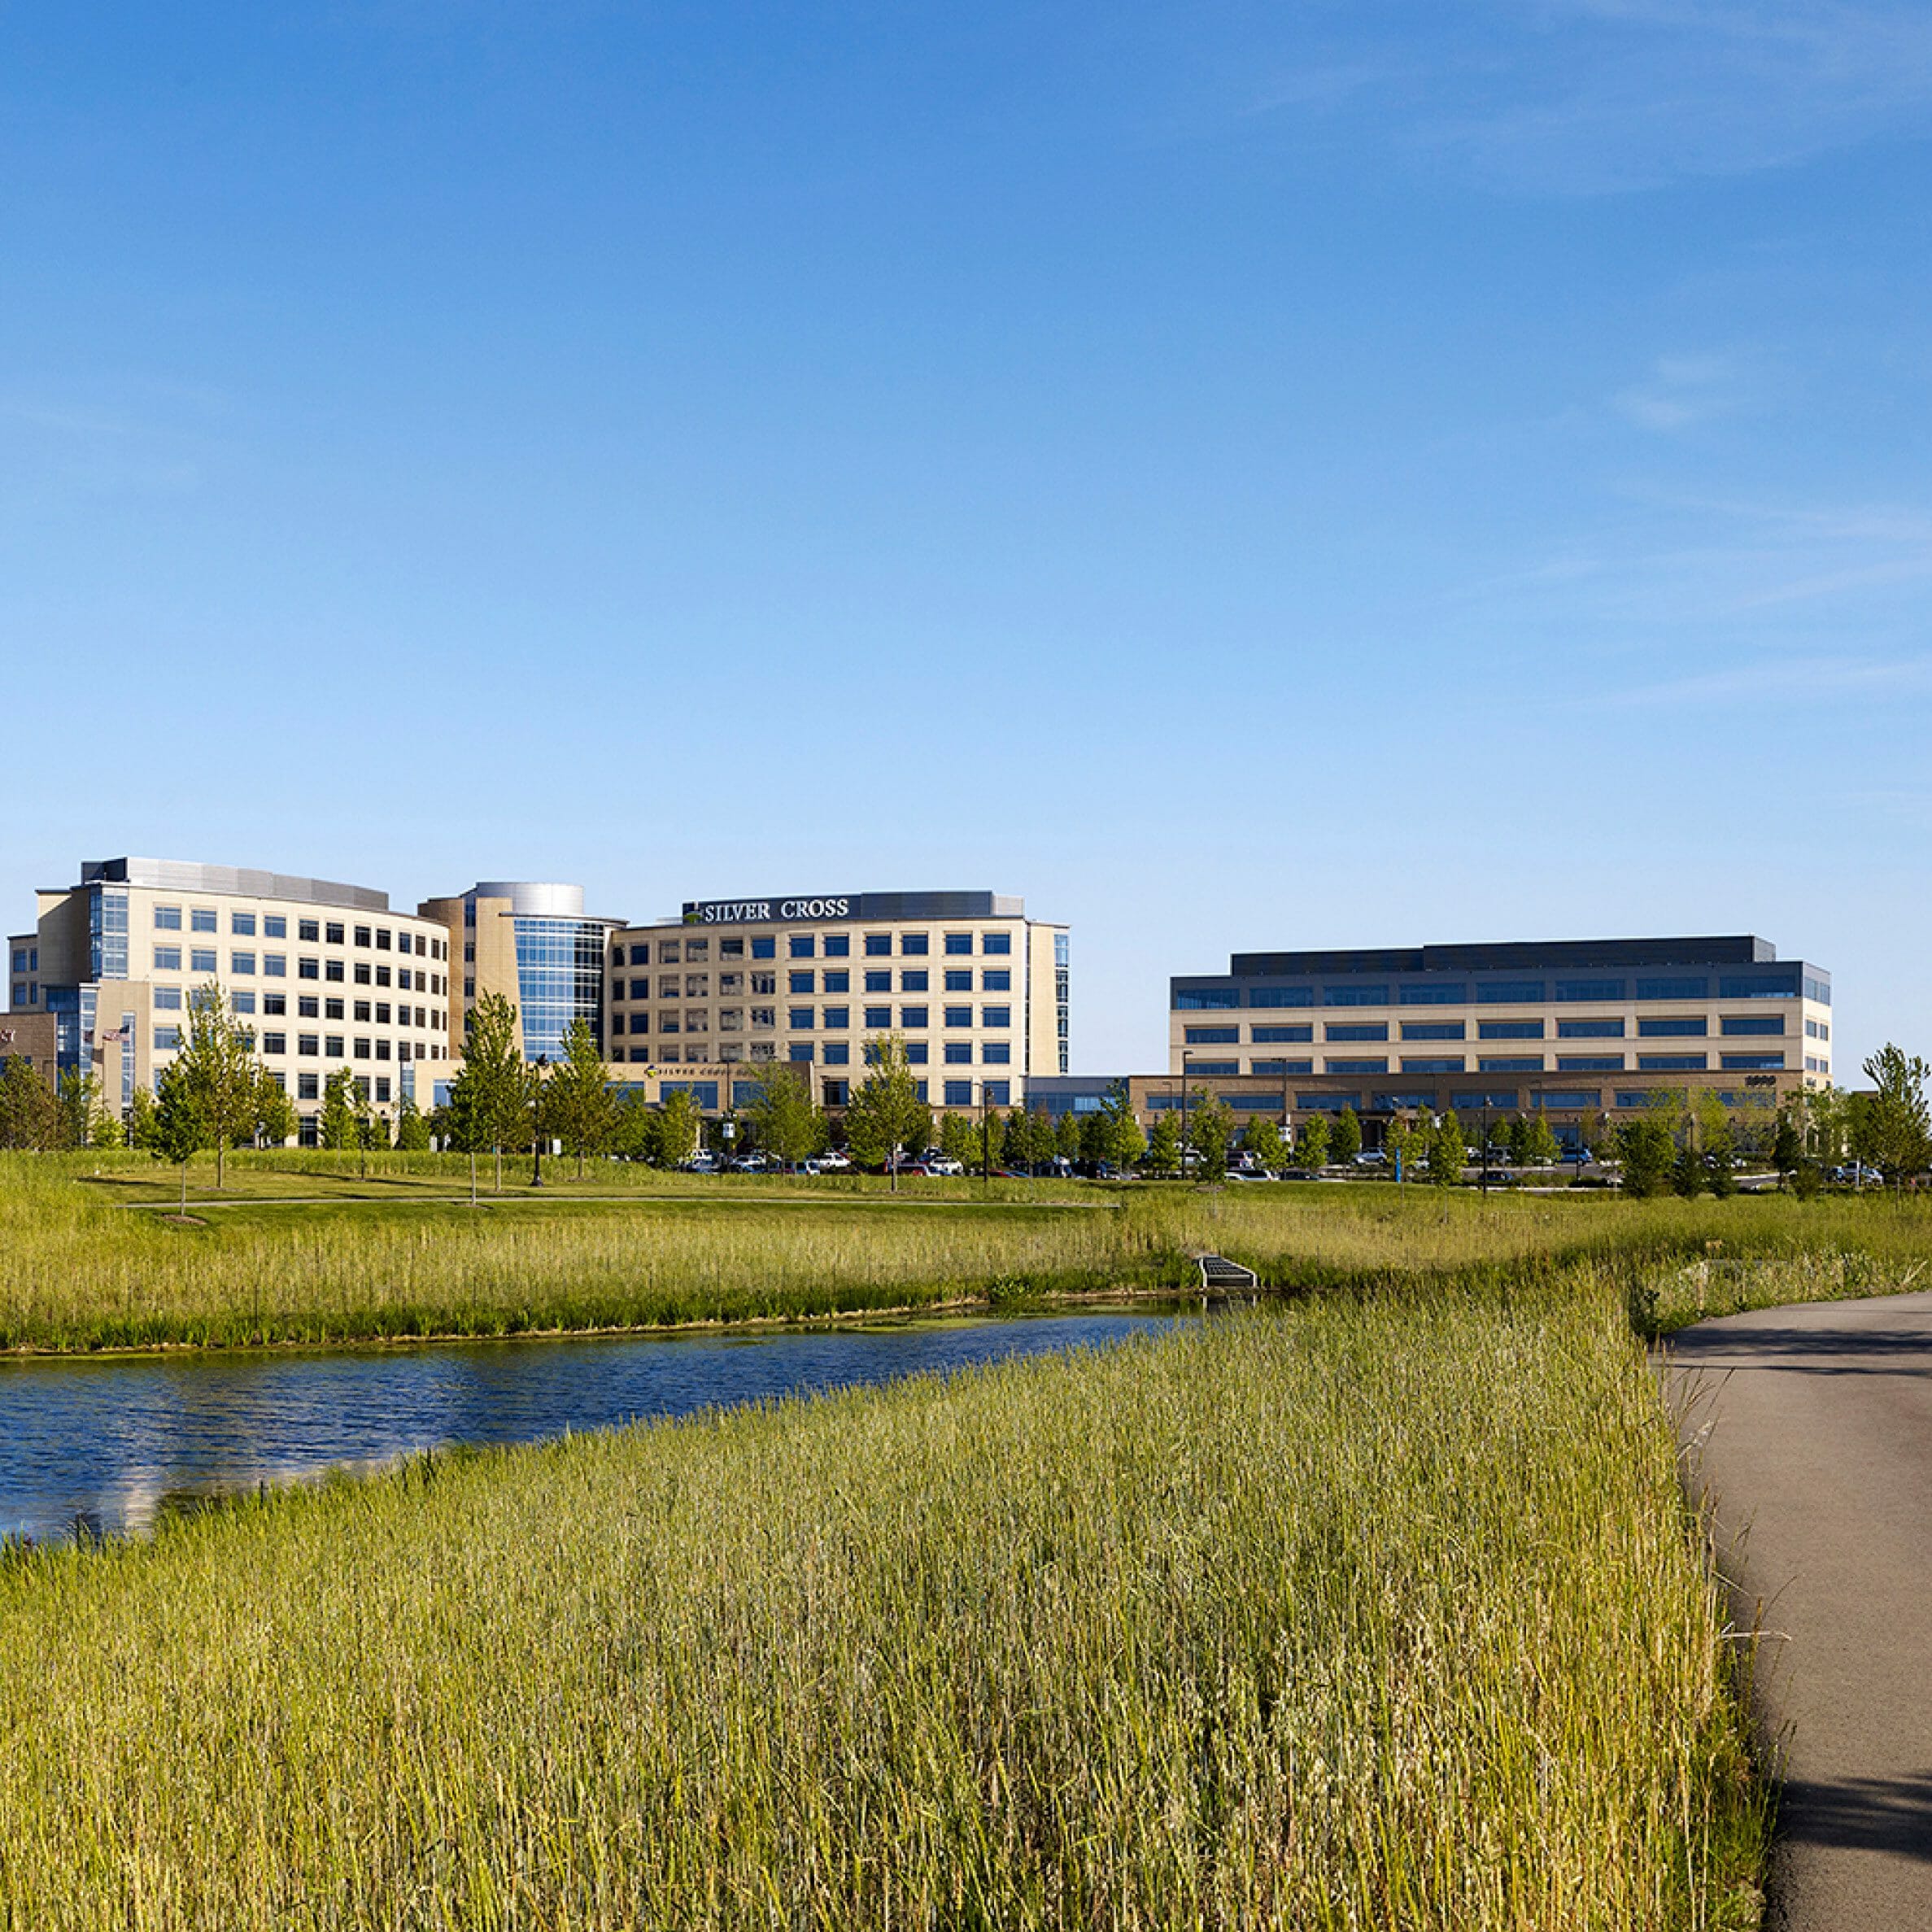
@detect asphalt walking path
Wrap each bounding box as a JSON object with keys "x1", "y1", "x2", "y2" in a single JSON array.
[{"x1": 1666, "y1": 1289, "x2": 1932, "y2": 1929}]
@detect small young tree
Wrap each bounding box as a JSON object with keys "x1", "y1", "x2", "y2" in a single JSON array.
[
  {"x1": 355, "y1": 1095, "x2": 389, "y2": 1176},
  {"x1": 1855, "y1": 1043, "x2": 1932, "y2": 1188},
  {"x1": 127, "y1": 1085, "x2": 159, "y2": 1152},
  {"x1": 609, "y1": 1089, "x2": 658, "y2": 1164},
  {"x1": 1427, "y1": 1109, "x2": 1467, "y2": 1187},
  {"x1": 454, "y1": 992, "x2": 530, "y2": 1192},
  {"x1": 940, "y1": 1110, "x2": 979, "y2": 1169},
  {"x1": 57, "y1": 1068, "x2": 101, "y2": 1149},
  {"x1": 174, "y1": 983, "x2": 260, "y2": 1187},
  {"x1": 1295, "y1": 1114, "x2": 1330, "y2": 1172},
  {"x1": 979, "y1": 1104, "x2": 1009, "y2": 1176},
  {"x1": 151, "y1": 1059, "x2": 207, "y2": 1215},
  {"x1": 545, "y1": 1017, "x2": 617, "y2": 1178},
  {"x1": 1616, "y1": 1115, "x2": 1675, "y2": 1197},
  {"x1": 655, "y1": 1089, "x2": 702, "y2": 1168},
  {"x1": 744, "y1": 1062, "x2": 825, "y2": 1170},
  {"x1": 844, "y1": 1036, "x2": 930, "y2": 1190},
  {"x1": 0, "y1": 1056, "x2": 62, "y2": 1149},
  {"x1": 1098, "y1": 1084, "x2": 1144, "y2": 1175},
  {"x1": 1002, "y1": 1106, "x2": 1040, "y2": 1175},
  {"x1": 1243, "y1": 1114, "x2": 1285, "y2": 1171},
  {"x1": 321, "y1": 1067, "x2": 360, "y2": 1152},
  {"x1": 1385, "y1": 1117, "x2": 1424, "y2": 1183},
  {"x1": 1331, "y1": 1106, "x2": 1363, "y2": 1167},
  {"x1": 1143, "y1": 1110, "x2": 1183, "y2": 1177},
  {"x1": 1186, "y1": 1092, "x2": 1232, "y2": 1178},
  {"x1": 393, "y1": 1093, "x2": 433, "y2": 1152},
  {"x1": 252, "y1": 1071, "x2": 299, "y2": 1149},
  {"x1": 1772, "y1": 1110, "x2": 1804, "y2": 1190},
  {"x1": 1053, "y1": 1110, "x2": 1082, "y2": 1164},
  {"x1": 1523, "y1": 1113, "x2": 1560, "y2": 1170}
]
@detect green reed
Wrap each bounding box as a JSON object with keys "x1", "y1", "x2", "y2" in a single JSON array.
[{"x1": 0, "y1": 1274, "x2": 1768, "y2": 1930}]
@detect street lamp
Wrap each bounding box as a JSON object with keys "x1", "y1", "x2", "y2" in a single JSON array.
[{"x1": 529, "y1": 1053, "x2": 548, "y2": 1187}]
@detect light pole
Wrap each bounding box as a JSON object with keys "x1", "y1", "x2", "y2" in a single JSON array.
[
  {"x1": 529, "y1": 1053, "x2": 548, "y2": 1187},
  {"x1": 1179, "y1": 1050, "x2": 1196, "y2": 1183}
]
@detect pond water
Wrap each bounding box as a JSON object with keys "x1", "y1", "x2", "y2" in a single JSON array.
[{"x1": 0, "y1": 1307, "x2": 1186, "y2": 1545}]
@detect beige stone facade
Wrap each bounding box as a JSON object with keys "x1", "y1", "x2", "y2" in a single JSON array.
[
  {"x1": 606, "y1": 892, "x2": 1068, "y2": 1110},
  {"x1": 13, "y1": 859, "x2": 456, "y2": 1139}
]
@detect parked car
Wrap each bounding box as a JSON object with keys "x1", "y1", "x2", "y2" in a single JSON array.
[{"x1": 1354, "y1": 1149, "x2": 1387, "y2": 1167}]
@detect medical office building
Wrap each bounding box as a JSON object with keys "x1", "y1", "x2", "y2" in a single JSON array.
[
  {"x1": 604, "y1": 891, "x2": 1069, "y2": 1111},
  {"x1": 1154, "y1": 934, "x2": 1832, "y2": 1145}
]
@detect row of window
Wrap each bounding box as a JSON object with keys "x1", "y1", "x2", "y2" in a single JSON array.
[
  {"x1": 616, "y1": 969, "x2": 1016, "y2": 1001},
  {"x1": 648, "y1": 1074, "x2": 1015, "y2": 1108},
  {"x1": 1178, "y1": 1053, "x2": 1791, "y2": 1077},
  {"x1": 617, "y1": 930, "x2": 1017, "y2": 967},
  {"x1": 148, "y1": 947, "x2": 444, "y2": 993},
  {"x1": 1178, "y1": 975, "x2": 1821, "y2": 1010},
  {"x1": 150, "y1": 988, "x2": 442, "y2": 1029},
  {"x1": 151, "y1": 907, "x2": 446, "y2": 958},
  {"x1": 1287, "y1": 1087, "x2": 1786, "y2": 1114},
  {"x1": 626, "y1": 1036, "x2": 1015, "y2": 1067},
  {"x1": 152, "y1": 1028, "x2": 448, "y2": 1062},
  {"x1": 1184, "y1": 1015, "x2": 1789, "y2": 1047},
  {"x1": 621, "y1": 1005, "x2": 1013, "y2": 1036}
]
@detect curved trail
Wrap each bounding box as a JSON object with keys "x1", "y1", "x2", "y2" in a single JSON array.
[{"x1": 1667, "y1": 1290, "x2": 1932, "y2": 1929}]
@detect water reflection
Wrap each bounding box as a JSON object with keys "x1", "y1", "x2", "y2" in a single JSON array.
[{"x1": 0, "y1": 1309, "x2": 1181, "y2": 1545}]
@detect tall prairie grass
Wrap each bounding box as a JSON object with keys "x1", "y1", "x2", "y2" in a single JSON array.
[
  {"x1": 5, "y1": 1150, "x2": 1932, "y2": 1350},
  {"x1": 0, "y1": 1276, "x2": 1768, "y2": 1929}
]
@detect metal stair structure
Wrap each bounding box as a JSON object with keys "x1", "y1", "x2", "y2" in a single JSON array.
[{"x1": 1195, "y1": 1253, "x2": 1259, "y2": 1293}]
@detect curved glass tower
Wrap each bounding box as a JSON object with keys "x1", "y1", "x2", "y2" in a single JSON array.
[{"x1": 442, "y1": 882, "x2": 623, "y2": 1062}]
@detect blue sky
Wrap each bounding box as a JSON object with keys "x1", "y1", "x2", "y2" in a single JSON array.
[{"x1": 2, "y1": 2, "x2": 1925, "y2": 1075}]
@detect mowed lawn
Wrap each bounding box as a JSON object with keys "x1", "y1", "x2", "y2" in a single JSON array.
[{"x1": 0, "y1": 1280, "x2": 1768, "y2": 1930}]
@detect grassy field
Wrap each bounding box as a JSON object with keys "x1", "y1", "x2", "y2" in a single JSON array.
[
  {"x1": 0, "y1": 1276, "x2": 1770, "y2": 1930},
  {"x1": 5, "y1": 1149, "x2": 1932, "y2": 1351}
]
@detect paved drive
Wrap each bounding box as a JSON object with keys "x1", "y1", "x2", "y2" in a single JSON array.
[{"x1": 1667, "y1": 1291, "x2": 1932, "y2": 1929}]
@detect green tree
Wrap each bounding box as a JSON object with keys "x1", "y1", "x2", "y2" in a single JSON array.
[
  {"x1": 1772, "y1": 1110, "x2": 1804, "y2": 1189},
  {"x1": 1853, "y1": 1044, "x2": 1932, "y2": 1188},
  {"x1": 127, "y1": 1086, "x2": 159, "y2": 1152},
  {"x1": 1694, "y1": 1091, "x2": 1738, "y2": 1197},
  {"x1": 321, "y1": 1067, "x2": 360, "y2": 1152},
  {"x1": 0, "y1": 1055, "x2": 61, "y2": 1150},
  {"x1": 1185, "y1": 1092, "x2": 1232, "y2": 1178},
  {"x1": 57, "y1": 1068, "x2": 101, "y2": 1149},
  {"x1": 253, "y1": 1072, "x2": 299, "y2": 1150},
  {"x1": 609, "y1": 1089, "x2": 658, "y2": 1164},
  {"x1": 744, "y1": 1062, "x2": 825, "y2": 1169},
  {"x1": 393, "y1": 1093, "x2": 432, "y2": 1152},
  {"x1": 1331, "y1": 1106, "x2": 1363, "y2": 1167},
  {"x1": 940, "y1": 1110, "x2": 979, "y2": 1169},
  {"x1": 451, "y1": 992, "x2": 530, "y2": 1192},
  {"x1": 1294, "y1": 1114, "x2": 1330, "y2": 1172},
  {"x1": 356, "y1": 1093, "x2": 390, "y2": 1175},
  {"x1": 547, "y1": 1016, "x2": 617, "y2": 1178},
  {"x1": 655, "y1": 1088, "x2": 702, "y2": 1168},
  {"x1": 1523, "y1": 1113, "x2": 1560, "y2": 1170},
  {"x1": 979, "y1": 1105, "x2": 1009, "y2": 1176},
  {"x1": 1053, "y1": 1110, "x2": 1082, "y2": 1164},
  {"x1": 845, "y1": 1036, "x2": 930, "y2": 1189},
  {"x1": 1242, "y1": 1114, "x2": 1285, "y2": 1172},
  {"x1": 174, "y1": 983, "x2": 260, "y2": 1187},
  {"x1": 1427, "y1": 1109, "x2": 1467, "y2": 1187},
  {"x1": 1617, "y1": 1116, "x2": 1675, "y2": 1197},
  {"x1": 150, "y1": 1059, "x2": 207, "y2": 1215},
  {"x1": 1002, "y1": 1106, "x2": 1041, "y2": 1175},
  {"x1": 1098, "y1": 1085, "x2": 1144, "y2": 1176},
  {"x1": 1142, "y1": 1110, "x2": 1182, "y2": 1177},
  {"x1": 1385, "y1": 1117, "x2": 1426, "y2": 1182}
]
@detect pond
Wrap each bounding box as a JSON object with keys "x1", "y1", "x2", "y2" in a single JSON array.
[{"x1": 0, "y1": 1306, "x2": 1188, "y2": 1545}]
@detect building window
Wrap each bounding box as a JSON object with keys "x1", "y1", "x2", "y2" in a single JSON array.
[
  {"x1": 1401, "y1": 1022, "x2": 1465, "y2": 1040},
  {"x1": 944, "y1": 1005, "x2": 972, "y2": 1028},
  {"x1": 1247, "y1": 987, "x2": 1314, "y2": 1008},
  {"x1": 154, "y1": 906, "x2": 182, "y2": 930},
  {"x1": 905, "y1": 1042, "x2": 928, "y2": 1065},
  {"x1": 1297, "y1": 1093, "x2": 1360, "y2": 1112},
  {"x1": 153, "y1": 946, "x2": 182, "y2": 971},
  {"x1": 865, "y1": 934, "x2": 892, "y2": 956},
  {"x1": 659, "y1": 1013, "x2": 680, "y2": 1033},
  {"x1": 748, "y1": 937, "x2": 774, "y2": 959},
  {"x1": 1325, "y1": 1023, "x2": 1388, "y2": 1042},
  {"x1": 822, "y1": 1042, "x2": 850, "y2": 1066},
  {"x1": 865, "y1": 970, "x2": 892, "y2": 993},
  {"x1": 1475, "y1": 980, "x2": 1543, "y2": 1004},
  {"x1": 1556, "y1": 1055, "x2": 1625, "y2": 1072},
  {"x1": 822, "y1": 970, "x2": 848, "y2": 993},
  {"x1": 900, "y1": 1006, "x2": 928, "y2": 1029},
  {"x1": 865, "y1": 1006, "x2": 892, "y2": 1028},
  {"x1": 1557, "y1": 1018, "x2": 1623, "y2": 1038},
  {"x1": 189, "y1": 909, "x2": 217, "y2": 934},
  {"x1": 901, "y1": 933, "x2": 929, "y2": 956},
  {"x1": 1636, "y1": 976, "x2": 1707, "y2": 1001},
  {"x1": 1720, "y1": 1016, "x2": 1786, "y2": 1036},
  {"x1": 1637, "y1": 1053, "x2": 1707, "y2": 1071},
  {"x1": 299, "y1": 957, "x2": 319, "y2": 980},
  {"x1": 1401, "y1": 1058, "x2": 1466, "y2": 1074},
  {"x1": 1478, "y1": 1056, "x2": 1543, "y2": 1072},
  {"x1": 944, "y1": 1080, "x2": 974, "y2": 1106},
  {"x1": 325, "y1": 960, "x2": 345, "y2": 983},
  {"x1": 981, "y1": 933, "x2": 1010, "y2": 955},
  {"x1": 1478, "y1": 1020, "x2": 1543, "y2": 1040},
  {"x1": 263, "y1": 953, "x2": 286, "y2": 977},
  {"x1": 1175, "y1": 989, "x2": 1240, "y2": 1011},
  {"x1": 1720, "y1": 1053, "x2": 1786, "y2": 1071},
  {"x1": 789, "y1": 971, "x2": 815, "y2": 994},
  {"x1": 325, "y1": 923, "x2": 345, "y2": 945},
  {"x1": 717, "y1": 1009, "x2": 744, "y2": 1031},
  {"x1": 901, "y1": 970, "x2": 928, "y2": 992},
  {"x1": 1324, "y1": 985, "x2": 1389, "y2": 1007},
  {"x1": 1398, "y1": 983, "x2": 1466, "y2": 1005},
  {"x1": 944, "y1": 1042, "x2": 972, "y2": 1064},
  {"x1": 230, "y1": 952, "x2": 255, "y2": 975},
  {"x1": 819, "y1": 1005, "x2": 848, "y2": 1029},
  {"x1": 190, "y1": 949, "x2": 218, "y2": 975},
  {"x1": 298, "y1": 1033, "x2": 320, "y2": 1056},
  {"x1": 981, "y1": 1042, "x2": 1011, "y2": 1064},
  {"x1": 1451, "y1": 1091, "x2": 1520, "y2": 1110},
  {"x1": 1324, "y1": 1057, "x2": 1387, "y2": 1073},
  {"x1": 1185, "y1": 1027, "x2": 1240, "y2": 1045},
  {"x1": 981, "y1": 970, "x2": 1010, "y2": 992},
  {"x1": 152, "y1": 987, "x2": 182, "y2": 1010},
  {"x1": 982, "y1": 1005, "x2": 1010, "y2": 1029},
  {"x1": 232, "y1": 992, "x2": 256, "y2": 1015},
  {"x1": 789, "y1": 935, "x2": 816, "y2": 958},
  {"x1": 1250, "y1": 1024, "x2": 1314, "y2": 1044},
  {"x1": 789, "y1": 1008, "x2": 814, "y2": 1030},
  {"x1": 1638, "y1": 1018, "x2": 1706, "y2": 1037},
  {"x1": 823, "y1": 935, "x2": 849, "y2": 957},
  {"x1": 298, "y1": 1072, "x2": 320, "y2": 1100},
  {"x1": 983, "y1": 1079, "x2": 1010, "y2": 1106}
]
